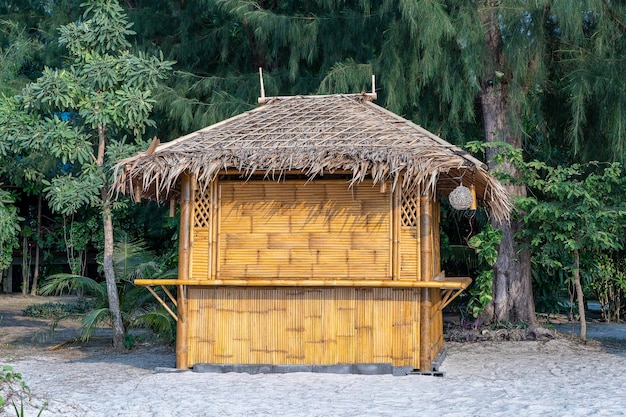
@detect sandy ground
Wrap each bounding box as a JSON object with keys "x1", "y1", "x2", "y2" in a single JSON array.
[{"x1": 2, "y1": 295, "x2": 626, "y2": 417}]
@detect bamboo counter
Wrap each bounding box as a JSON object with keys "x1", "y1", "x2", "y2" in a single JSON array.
[{"x1": 135, "y1": 276, "x2": 471, "y2": 371}]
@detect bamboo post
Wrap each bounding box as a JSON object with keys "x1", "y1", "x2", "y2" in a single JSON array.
[
  {"x1": 214, "y1": 179, "x2": 222, "y2": 279},
  {"x1": 210, "y1": 179, "x2": 219, "y2": 280},
  {"x1": 391, "y1": 184, "x2": 401, "y2": 280},
  {"x1": 176, "y1": 172, "x2": 193, "y2": 369},
  {"x1": 419, "y1": 195, "x2": 433, "y2": 371}
]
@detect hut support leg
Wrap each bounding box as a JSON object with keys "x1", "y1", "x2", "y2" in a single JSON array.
[
  {"x1": 419, "y1": 196, "x2": 433, "y2": 371},
  {"x1": 420, "y1": 288, "x2": 432, "y2": 371},
  {"x1": 176, "y1": 285, "x2": 188, "y2": 369},
  {"x1": 176, "y1": 173, "x2": 192, "y2": 369}
]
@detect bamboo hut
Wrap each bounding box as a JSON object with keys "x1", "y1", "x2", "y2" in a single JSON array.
[{"x1": 113, "y1": 92, "x2": 511, "y2": 374}]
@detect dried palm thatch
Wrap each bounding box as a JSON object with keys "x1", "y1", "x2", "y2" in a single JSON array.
[{"x1": 112, "y1": 93, "x2": 512, "y2": 222}]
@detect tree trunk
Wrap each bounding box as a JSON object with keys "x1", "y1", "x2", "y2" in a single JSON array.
[
  {"x1": 30, "y1": 194, "x2": 42, "y2": 296},
  {"x1": 479, "y1": 2, "x2": 536, "y2": 326},
  {"x1": 481, "y1": 86, "x2": 536, "y2": 325},
  {"x1": 21, "y1": 236, "x2": 29, "y2": 295},
  {"x1": 573, "y1": 248, "x2": 587, "y2": 340},
  {"x1": 97, "y1": 122, "x2": 125, "y2": 350},
  {"x1": 102, "y1": 193, "x2": 125, "y2": 350}
]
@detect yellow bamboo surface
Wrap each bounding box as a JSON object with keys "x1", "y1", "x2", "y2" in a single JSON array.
[
  {"x1": 213, "y1": 179, "x2": 391, "y2": 280},
  {"x1": 399, "y1": 228, "x2": 419, "y2": 280},
  {"x1": 135, "y1": 277, "x2": 471, "y2": 289},
  {"x1": 430, "y1": 287, "x2": 444, "y2": 355},
  {"x1": 186, "y1": 287, "x2": 425, "y2": 367},
  {"x1": 431, "y1": 200, "x2": 441, "y2": 281},
  {"x1": 190, "y1": 178, "x2": 440, "y2": 283}
]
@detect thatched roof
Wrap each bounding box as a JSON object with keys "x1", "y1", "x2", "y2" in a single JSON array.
[{"x1": 113, "y1": 93, "x2": 511, "y2": 222}]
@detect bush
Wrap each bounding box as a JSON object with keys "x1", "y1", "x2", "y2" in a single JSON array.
[
  {"x1": 22, "y1": 299, "x2": 96, "y2": 320},
  {"x1": 591, "y1": 254, "x2": 626, "y2": 322}
]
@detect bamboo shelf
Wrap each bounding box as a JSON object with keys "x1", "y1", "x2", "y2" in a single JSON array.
[
  {"x1": 135, "y1": 277, "x2": 471, "y2": 289},
  {"x1": 136, "y1": 276, "x2": 470, "y2": 326}
]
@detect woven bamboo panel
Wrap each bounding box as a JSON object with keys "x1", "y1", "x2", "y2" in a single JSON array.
[
  {"x1": 186, "y1": 287, "x2": 424, "y2": 367},
  {"x1": 194, "y1": 191, "x2": 211, "y2": 228},
  {"x1": 217, "y1": 179, "x2": 391, "y2": 280},
  {"x1": 401, "y1": 189, "x2": 419, "y2": 227}
]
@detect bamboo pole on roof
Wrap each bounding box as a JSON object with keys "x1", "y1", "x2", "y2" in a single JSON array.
[
  {"x1": 176, "y1": 172, "x2": 193, "y2": 369},
  {"x1": 419, "y1": 194, "x2": 433, "y2": 371}
]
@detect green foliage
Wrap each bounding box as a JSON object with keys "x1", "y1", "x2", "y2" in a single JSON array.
[
  {"x1": 468, "y1": 140, "x2": 626, "y2": 316},
  {"x1": 0, "y1": 188, "x2": 22, "y2": 271},
  {"x1": 40, "y1": 238, "x2": 177, "y2": 343},
  {"x1": 0, "y1": 365, "x2": 26, "y2": 410},
  {"x1": 466, "y1": 224, "x2": 503, "y2": 318},
  {"x1": 532, "y1": 266, "x2": 570, "y2": 315},
  {"x1": 518, "y1": 161, "x2": 626, "y2": 257},
  {"x1": 42, "y1": 173, "x2": 102, "y2": 216},
  {"x1": 13, "y1": 0, "x2": 174, "y2": 217},
  {"x1": 589, "y1": 254, "x2": 626, "y2": 322},
  {"x1": 5, "y1": 0, "x2": 174, "y2": 348},
  {"x1": 0, "y1": 20, "x2": 39, "y2": 94},
  {"x1": 58, "y1": 0, "x2": 134, "y2": 57},
  {"x1": 22, "y1": 299, "x2": 96, "y2": 319},
  {"x1": 0, "y1": 365, "x2": 46, "y2": 416}
]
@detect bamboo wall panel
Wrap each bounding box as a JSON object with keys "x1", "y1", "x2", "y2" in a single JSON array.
[
  {"x1": 216, "y1": 179, "x2": 391, "y2": 280},
  {"x1": 399, "y1": 228, "x2": 419, "y2": 280},
  {"x1": 190, "y1": 228, "x2": 209, "y2": 280},
  {"x1": 186, "y1": 287, "x2": 424, "y2": 368}
]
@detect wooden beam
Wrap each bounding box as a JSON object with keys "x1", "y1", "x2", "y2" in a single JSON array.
[
  {"x1": 145, "y1": 286, "x2": 178, "y2": 322},
  {"x1": 161, "y1": 285, "x2": 177, "y2": 307}
]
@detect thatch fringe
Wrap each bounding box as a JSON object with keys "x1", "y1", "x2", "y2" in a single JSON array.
[{"x1": 113, "y1": 94, "x2": 512, "y2": 222}]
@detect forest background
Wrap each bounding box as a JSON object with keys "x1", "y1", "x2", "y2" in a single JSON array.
[{"x1": 0, "y1": 0, "x2": 625, "y2": 348}]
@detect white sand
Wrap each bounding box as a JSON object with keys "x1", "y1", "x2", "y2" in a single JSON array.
[{"x1": 2, "y1": 338, "x2": 625, "y2": 417}]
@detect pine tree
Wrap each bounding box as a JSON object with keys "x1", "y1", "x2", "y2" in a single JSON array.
[{"x1": 377, "y1": 0, "x2": 626, "y2": 323}]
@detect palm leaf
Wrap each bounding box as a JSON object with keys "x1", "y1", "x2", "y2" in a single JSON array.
[
  {"x1": 40, "y1": 273, "x2": 107, "y2": 300},
  {"x1": 128, "y1": 309, "x2": 175, "y2": 341},
  {"x1": 80, "y1": 308, "x2": 110, "y2": 341}
]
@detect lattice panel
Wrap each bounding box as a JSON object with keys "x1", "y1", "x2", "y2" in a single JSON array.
[
  {"x1": 194, "y1": 192, "x2": 211, "y2": 228},
  {"x1": 401, "y1": 190, "x2": 419, "y2": 227}
]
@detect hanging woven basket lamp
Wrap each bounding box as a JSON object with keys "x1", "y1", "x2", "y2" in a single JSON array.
[{"x1": 449, "y1": 184, "x2": 477, "y2": 211}]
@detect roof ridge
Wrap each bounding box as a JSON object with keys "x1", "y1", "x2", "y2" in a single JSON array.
[{"x1": 258, "y1": 92, "x2": 376, "y2": 104}]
